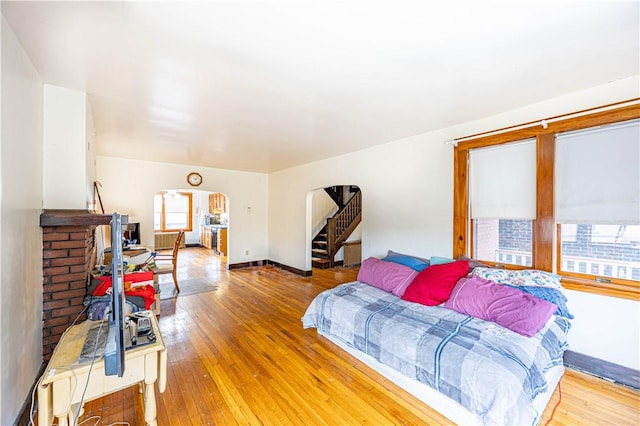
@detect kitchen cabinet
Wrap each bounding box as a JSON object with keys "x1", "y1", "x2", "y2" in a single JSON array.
[
  {"x1": 201, "y1": 226, "x2": 212, "y2": 249},
  {"x1": 209, "y1": 193, "x2": 227, "y2": 214},
  {"x1": 201, "y1": 225, "x2": 226, "y2": 255},
  {"x1": 217, "y1": 228, "x2": 227, "y2": 256}
]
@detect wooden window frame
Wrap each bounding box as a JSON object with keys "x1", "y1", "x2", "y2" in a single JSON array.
[
  {"x1": 156, "y1": 192, "x2": 193, "y2": 232},
  {"x1": 453, "y1": 102, "x2": 640, "y2": 301}
]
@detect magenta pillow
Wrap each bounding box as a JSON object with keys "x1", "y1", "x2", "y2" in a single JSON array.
[
  {"x1": 444, "y1": 276, "x2": 557, "y2": 337},
  {"x1": 357, "y1": 257, "x2": 418, "y2": 297},
  {"x1": 401, "y1": 260, "x2": 469, "y2": 306}
]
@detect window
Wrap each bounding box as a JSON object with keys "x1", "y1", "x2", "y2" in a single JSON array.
[
  {"x1": 473, "y1": 219, "x2": 533, "y2": 267},
  {"x1": 469, "y1": 139, "x2": 536, "y2": 266},
  {"x1": 555, "y1": 120, "x2": 640, "y2": 284},
  {"x1": 559, "y1": 224, "x2": 640, "y2": 281},
  {"x1": 154, "y1": 192, "x2": 193, "y2": 232},
  {"x1": 453, "y1": 102, "x2": 640, "y2": 300}
]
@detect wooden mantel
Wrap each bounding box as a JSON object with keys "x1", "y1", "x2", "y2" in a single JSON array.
[{"x1": 40, "y1": 209, "x2": 127, "y2": 227}]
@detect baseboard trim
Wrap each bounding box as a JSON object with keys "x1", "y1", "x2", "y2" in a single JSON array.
[
  {"x1": 227, "y1": 259, "x2": 312, "y2": 276},
  {"x1": 227, "y1": 260, "x2": 268, "y2": 270},
  {"x1": 266, "y1": 260, "x2": 312, "y2": 276},
  {"x1": 564, "y1": 350, "x2": 640, "y2": 390}
]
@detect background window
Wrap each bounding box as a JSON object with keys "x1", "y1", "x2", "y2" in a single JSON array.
[
  {"x1": 154, "y1": 192, "x2": 193, "y2": 232},
  {"x1": 560, "y1": 224, "x2": 640, "y2": 282},
  {"x1": 474, "y1": 219, "x2": 533, "y2": 266}
]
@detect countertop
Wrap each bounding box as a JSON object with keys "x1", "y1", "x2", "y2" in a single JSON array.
[{"x1": 202, "y1": 224, "x2": 227, "y2": 229}]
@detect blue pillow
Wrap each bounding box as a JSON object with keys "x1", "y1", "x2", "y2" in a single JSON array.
[
  {"x1": 430, "y1": 256, "x2": 454, "y2": 265},
  {"x1": 382, "y1": 254, "x2": 429, "y2": 272}
]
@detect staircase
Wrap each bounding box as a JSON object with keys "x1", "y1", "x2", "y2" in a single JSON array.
[{"x1": 312, "y1": 186, "x2": 361, "y2": 269}]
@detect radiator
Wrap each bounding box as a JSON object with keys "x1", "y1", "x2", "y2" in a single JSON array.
[{"x1": 154, "y1": 232, "x2": 186, "y2": 250}]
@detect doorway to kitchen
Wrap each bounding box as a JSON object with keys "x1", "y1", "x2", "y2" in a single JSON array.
[{"x1": 153, "y1": 189, "x2": 229, "y2": 264}]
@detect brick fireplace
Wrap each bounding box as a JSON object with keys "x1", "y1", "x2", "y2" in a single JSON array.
[{"x1": 40, "y1": 210, "x2": 112, "y2": 360}]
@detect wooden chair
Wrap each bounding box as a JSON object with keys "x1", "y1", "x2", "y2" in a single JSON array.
[{"x1": 153, "y1": 230, "x2": 184, "y2": 293}]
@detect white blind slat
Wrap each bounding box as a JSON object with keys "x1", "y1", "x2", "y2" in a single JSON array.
[
  {"x1": 469, "y1": 139, "x2": 536, "y2": 220},
  {"x1": 556, "y1": 120, "x2": 640, "y2": 225}
]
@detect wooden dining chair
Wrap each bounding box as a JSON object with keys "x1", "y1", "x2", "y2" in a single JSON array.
[{"x1": 153, "y1": 230, "x2": 185, "y2": 293}]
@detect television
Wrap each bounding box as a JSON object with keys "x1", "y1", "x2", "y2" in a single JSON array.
[{"x1": 104, "y1": 212, "x2": 127, "y2": 377}]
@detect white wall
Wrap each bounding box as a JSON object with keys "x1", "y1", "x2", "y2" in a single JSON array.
[
  {"x1": 86, "y1": 101, "x2": 96, "y2": 209},
  {"x1": 566, "y1": 290, "x2": 639, "y2": 369},
  {"x1": 311, "y1": 189, "x2": 337, "y2": 237},
  {"x1": 0, "y1": 17, "x2": 44, "y2": 425},
  {"x1": 95, "y1": 156, "x2": 268, "y2": 264},
  {"x1": 268, "y1": 75, "x2": 640, "y2": 369},
  {"x1": 272, "y1": 128, "x2": 456, "y2": 271},
  {"x1": 42, "y1": 84, "x2": 89, "y2": 209}
]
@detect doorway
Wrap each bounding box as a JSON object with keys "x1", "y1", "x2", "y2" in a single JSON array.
[
  {"x1": 308, "y1": 185, "x2": 362, "y2": 272},
  {"x1": 153, "y1": 189, "x2": 229, "y2": 261}
]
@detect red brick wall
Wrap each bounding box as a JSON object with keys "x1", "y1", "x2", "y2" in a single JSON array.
[{"x1": 41, "y1": 225, "x2": 97, "y2": 360}]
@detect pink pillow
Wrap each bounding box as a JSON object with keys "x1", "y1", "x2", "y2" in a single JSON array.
[
  {"x1": 357, "y1": 257, "x2": 418, "y2": 297},
  {"x1": 444, "y1": 276, "x2": 557, "y2": 337},
  {"x1": 401, "y1": 260, "x2": 469, "y2": 306}
]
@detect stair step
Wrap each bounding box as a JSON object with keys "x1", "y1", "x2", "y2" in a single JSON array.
[
  {"x1": 312, "y1": 258, "x2": 333, "y2": 269},
  {"x1": 312, "y1": 249, "x2": 329, "y2": 259}
]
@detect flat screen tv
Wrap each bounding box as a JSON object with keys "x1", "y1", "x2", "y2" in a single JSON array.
[{"x1": 104, "y1": 212, "x2": 127, "y2": 376}]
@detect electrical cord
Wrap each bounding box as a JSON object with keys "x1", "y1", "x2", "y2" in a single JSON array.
[
  {"x1": 29, "y1": 305, "x2": 89, "y2": 426},
  {"x1": 78, "y1": 415, "x2": 101, "y2": 426},
  {"x1": 75, "y1": 415, "x2": 131, "y2": 426},
  {"x1": 544, "y1": 382, "x2": 562, "y2": 426},
  {"x1": 27, "y1": 369, "x2": 44, "y2": 426},
  {"x1": 73, "y1": 319, "x2": 107, "y2": 425}
]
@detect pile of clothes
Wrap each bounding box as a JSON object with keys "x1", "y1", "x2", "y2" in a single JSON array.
[{"x1": 84, "y1": 270, "x2": 157, "y2": 320}]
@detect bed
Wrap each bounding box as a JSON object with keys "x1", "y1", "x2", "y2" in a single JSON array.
[{"x1": 302, "y1": 255, "x2": 572, "y2": 425}]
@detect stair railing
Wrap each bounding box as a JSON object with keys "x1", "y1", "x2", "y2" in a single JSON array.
[{"x1": 326, "y1": 191, "x2": 362, "y2": 257}]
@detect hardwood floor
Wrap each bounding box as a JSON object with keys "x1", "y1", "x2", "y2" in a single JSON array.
[{"x1": 75, "y1": 247, "x2": 638, "y2": 425}]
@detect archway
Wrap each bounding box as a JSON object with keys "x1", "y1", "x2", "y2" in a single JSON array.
[
  {"x1": 307, "y1": 185, "x2": 362, "y2": 273},
  {"x1": 153, "y1": 189, "x2": 229, "y2": 264}
]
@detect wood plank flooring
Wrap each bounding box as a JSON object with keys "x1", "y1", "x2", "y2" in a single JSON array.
[{"x1": 76, "y1": 247, "x2": 639, "y2": 425}]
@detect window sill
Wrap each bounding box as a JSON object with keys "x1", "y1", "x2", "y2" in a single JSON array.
[{"x1": 561, "y1": 276, "x2": 639, "y2": 301}]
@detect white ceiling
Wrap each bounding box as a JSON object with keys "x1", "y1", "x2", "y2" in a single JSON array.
[{"x1": 2, "y1": 1, "x2": 638, "y2": 173}]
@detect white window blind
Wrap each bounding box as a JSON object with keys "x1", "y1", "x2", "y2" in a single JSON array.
[
  {"x1": 556, "y1": 119, "x2": 640, "y2": 225},
  {"x1": 469, "y1": 139, "x2": 536, "y2": 219}
]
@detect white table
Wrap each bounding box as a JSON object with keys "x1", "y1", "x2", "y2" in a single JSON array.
[{"x1": 37, "y1": 312, "x2": 167, "y2": 426}]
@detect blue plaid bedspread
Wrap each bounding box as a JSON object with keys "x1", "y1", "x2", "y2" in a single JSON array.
[{"x1": 302, "y1": 281, "x2": 571, "y2": 425}]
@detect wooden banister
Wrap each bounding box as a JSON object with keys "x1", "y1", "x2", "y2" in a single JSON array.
[{"x1": 326, "y1": 191, "x2": 362, "y2": 257}]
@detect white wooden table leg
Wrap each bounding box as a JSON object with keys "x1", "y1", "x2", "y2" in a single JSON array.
[
  {"x1": 37, "y1": 383, "x2": 53, "y2": 426},
  {"x1": 143, "y1": 379, "x2": 157, "y2": 426},
  {"x1": 53, "y1": 378, "x2": 71, "y2": 426},
  {"x1": 58, "y1": 413, "x2": 69, "y2": 426}
]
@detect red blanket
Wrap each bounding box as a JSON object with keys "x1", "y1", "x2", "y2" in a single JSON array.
[{"x1": 93, "y1": 271, "x2": 156, "y2": 309}]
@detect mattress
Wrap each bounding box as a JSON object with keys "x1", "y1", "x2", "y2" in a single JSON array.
[{"x1": 302, "y1": 281, "x2": 570, "y2": 425}]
